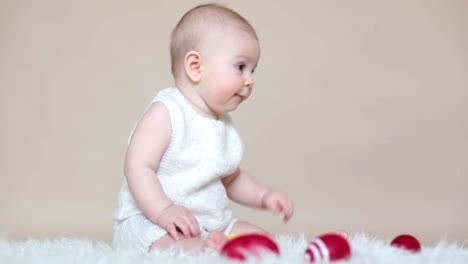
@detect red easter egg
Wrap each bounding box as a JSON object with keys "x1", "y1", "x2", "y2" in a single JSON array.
[
  {"x1": 305, "y1": 233, "x2": 351, "y2": 262},
  {"x1": 390, "y1": 234, "x2": 421, "y2": 252},
  {"x1": 221, "y1": 233, "x2": 280, "y2": 261}
]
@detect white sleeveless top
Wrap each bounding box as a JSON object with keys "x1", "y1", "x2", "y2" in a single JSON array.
[{"x1": 114, "y1": 87, "x2": 244, "y2": 232}]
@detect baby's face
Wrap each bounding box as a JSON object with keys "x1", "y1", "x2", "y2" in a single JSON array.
[{"x1": 198, "y1": 27, "x2": 260, "y2": 115}]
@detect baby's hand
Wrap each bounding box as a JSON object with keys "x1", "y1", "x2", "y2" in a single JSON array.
[
  {"x1": 262, "y1": 191, "x2": 294, "y2": 222},
  {"x1": 156, "y1": 204, "x2": 201, "y2": 240}
]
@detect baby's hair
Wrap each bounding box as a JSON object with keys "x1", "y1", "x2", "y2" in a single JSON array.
[{"x1": 170, "y1": 3, "x2": 258, "y2": 79}]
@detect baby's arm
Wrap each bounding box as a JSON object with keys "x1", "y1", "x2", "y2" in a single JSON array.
[
  {"x1": 222, "y1": 168, "x2": 294, "y2": 221},
  {"x1": 125, "y1": 102, "x2": 200, "y2": 240}
]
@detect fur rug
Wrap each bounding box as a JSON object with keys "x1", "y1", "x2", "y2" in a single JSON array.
[{"x1": 1, "y1": 233, "x2": 467, "y2": 263}]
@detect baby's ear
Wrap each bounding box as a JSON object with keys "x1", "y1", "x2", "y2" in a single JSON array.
[{"x1": 184, "y1": 51, "x2": 202, "y2": 83}]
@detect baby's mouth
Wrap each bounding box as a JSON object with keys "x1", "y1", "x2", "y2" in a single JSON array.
[{"x1": 235, "y1": 94, "x2": 247, "y2": 101}]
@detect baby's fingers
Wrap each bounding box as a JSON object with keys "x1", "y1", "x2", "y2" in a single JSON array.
[
  {"x1": 167, "y1": 224, "x2": 180, "y2": 240},
  {"x1": 274, "y1": 200, "x2": 284, "y2": 215},
  {"x1": 272, "y1": 198, "x2": 291, "y2": 222},
  {"x1": 283, "y1": 200, "x2": 294, "y2": 222},
  {"x1": 187, "y1": 216, "x2": 201, "y2": 237},
  {"x1": 175, "y1": 219, "x2": 192, "y2": 239}
]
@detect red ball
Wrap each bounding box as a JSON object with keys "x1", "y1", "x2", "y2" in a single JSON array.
[
  {"x1": 305, "y1": 233, "x2": 351, "y2": 262},
  {"x1": 390, "y1": 234, "x2": 421, "y2": 253},
  {"x1": 220, "y1": 233, "x2": 280, "y2": 261}
]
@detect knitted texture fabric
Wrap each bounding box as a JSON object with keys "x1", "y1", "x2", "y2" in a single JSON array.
[{"x1": 114, "y1": 87, "x2": 244, "y2": 233}]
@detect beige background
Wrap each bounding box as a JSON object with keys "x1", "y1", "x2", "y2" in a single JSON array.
[{"x1": 1, "y1": 0, "x2": 467, "y2": 246}]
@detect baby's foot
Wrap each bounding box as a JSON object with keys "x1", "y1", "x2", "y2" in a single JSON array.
[
  {"x1": 335, "y1": 230, "x2": 349, "y2": 240},
  {"x1": 205, "y1": 231, "x2": 228, "y2": 251}
]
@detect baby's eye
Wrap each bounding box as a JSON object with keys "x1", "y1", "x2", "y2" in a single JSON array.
[{"x1": 236, "y1": 64, "x2": 245, "y2": 72}]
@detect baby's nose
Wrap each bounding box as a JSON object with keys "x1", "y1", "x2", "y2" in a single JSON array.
[{"x1": 244, "y1": 76, "x2": 254, "y2": 88}]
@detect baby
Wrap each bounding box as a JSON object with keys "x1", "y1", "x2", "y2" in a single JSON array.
[{"x1": 113, "y1": 3, "x2": 294, "y2": 253}]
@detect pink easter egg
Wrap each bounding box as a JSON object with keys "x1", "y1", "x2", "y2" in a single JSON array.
[
  {"x1": 221, "y1": 233, "x2": 280, "y2": 261},
  {"x1": 305, "y1": 233, "x2": 351, "y2": 262},
  {"x1": 390, "y1": 234, "x2": 421, "y2": 253}
]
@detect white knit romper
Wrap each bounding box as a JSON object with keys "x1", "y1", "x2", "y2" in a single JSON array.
[{"x1": 113, "y1": 87, "x2": 244, "y2": 251}]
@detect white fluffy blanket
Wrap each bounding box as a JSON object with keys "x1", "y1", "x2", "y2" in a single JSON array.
[{"x1": 1, "y1": 233, "x2": 467, "y2": 263}]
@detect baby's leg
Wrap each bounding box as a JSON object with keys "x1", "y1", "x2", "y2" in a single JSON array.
[
  {"x1": 149, "y1": 231, "x2": 228, "y2": 253},
  {"x1": 229, "y1": 220, "x2": 269, "y2": 236},
  {"x1": 228, "y1": 221, "x2": 349, "y2": 240}
]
